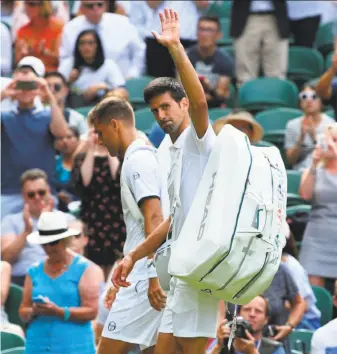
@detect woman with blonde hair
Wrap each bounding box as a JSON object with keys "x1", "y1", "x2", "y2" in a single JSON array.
[
  {"x1": 299, "y1": 123, "x2": 337, "y2": 287},
  {"x1": 19, "y1": 211, "x2": 100, "y2": 354},
  {"x1": 15, "y1": 0, "x2": 64, "y2": 72}
]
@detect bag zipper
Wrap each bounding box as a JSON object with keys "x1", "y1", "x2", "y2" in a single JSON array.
[
  {"x1": 216, "y1": 236, "x2": 255, "y2": 291},
  {"x1": 199, "y1": 136, "x2": 253, "y2": 282},
  {"x1": 232, "y1": 252, "x2": 270, "y2": 299}
]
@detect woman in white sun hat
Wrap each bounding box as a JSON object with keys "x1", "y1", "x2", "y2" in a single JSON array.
[{"x1": 19, "y1": 211, "x2": 101, "y2": 354}]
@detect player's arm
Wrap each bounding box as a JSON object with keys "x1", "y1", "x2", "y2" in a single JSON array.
[{"x1": 153, "y1": 9, "x2": 209, "y2": 138}]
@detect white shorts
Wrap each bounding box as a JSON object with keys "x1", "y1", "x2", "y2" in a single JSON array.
[
  {"x1": 102, "y1": 279, "x2": 163, "y2": 350},
  {"x1": 159, "y1": 278, "x2": 219, "y2": 338}
]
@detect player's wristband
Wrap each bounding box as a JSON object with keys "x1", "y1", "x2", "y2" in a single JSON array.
[
  {"x1": 147, "y1": 259, "x2": 158, "y2": 278},
  {"x1": 63, "y1": 307, "x2": 70, "y2": 321}
]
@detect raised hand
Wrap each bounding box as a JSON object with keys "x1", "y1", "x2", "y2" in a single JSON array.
[
  {"x1": 152, "y1": 8, "x2": 180, "y2": 48},
  {"x1": 23, "y1": 203, "x2": 34, "y2": 234}
]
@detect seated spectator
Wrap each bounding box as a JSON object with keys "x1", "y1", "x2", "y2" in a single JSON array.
[
  {"x1": 1, "y1": 169, "x2": 74, "y2": 286},
  {"x1": 299, "y1": 123, "x2": 337, "y2": 288},
  {"x1": 1, "y1": 57, "x2": 68, "y2": 218},
  {"x1": 211, "y1": 296, "x2": 285, "y2": 354},
  {"x1": 0, "y1": 22, "x2": 13, "y2": 77},
  {"x1": 316, "y1": 51, "x2": 337, "y2": 121},
  {"x1": 230, "y1": 0, "x2": 289, "y2": 85},
  {"x1": 59, "y1": 29, "x2": 126, "y2": 108},
  {"x1": 212, "y1": 111, "x2": 264, "y2": 143},
  {"x1": 263, "y1": 264, "x2": 306, "y2": 353},
  {"x1": 72, "y1": 127, "x2": 126, "y2": 279},
  {"x1": 311, "y1": 280, "x2": 337, "y2": 354},
  {"x1": 60, "y1": 0, "x2": 145, "y2": 79},
  {"x1": 0, "y1": 261, "x2": 25, "y2": 339},
  {"x1": 19, "y1": 211, "x2": 100, "y2": 354},
  {"x1": 1, "y1": 0, "x2": 17, "y2": 27},
  {"x1": 282, "y1": 224, "x2": 321, "y2": 330},
  {"x1": 15, "y1": 0, "x2": 64, "y2": 72},
  {"x1": 187, "y1": 15, "x2": 234, "y2": 108},
  {"x1": 44, "y1": 72, "x2": 89, "y2": 135},
  {"x1": 71, "y1": 0, "x2": 130, "y2": 18},
  {"x1": 68, "y1": 219, "x2": 89, "y2": 256},
  {"x1": 55, "y1": 126, "x2": 82, "y2": 212},
  {"x1": 285, "y1": 85, "x2": 334, "y2": 171}
]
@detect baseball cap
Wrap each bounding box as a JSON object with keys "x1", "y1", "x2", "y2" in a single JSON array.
[{"x1": 17, "y1": 56, "x2": 46, "y2": 77}]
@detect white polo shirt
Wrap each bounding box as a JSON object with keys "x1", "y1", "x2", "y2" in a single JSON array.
[
  {"x1": 311, "y1": 318, "x2": 337, "y2": 354},
  {"x1": 122, "y1": 139, "x2": 169, "y2": 281},
  {"x1": 169, "y1": 123, "x2": 216, "y2": 241},
  {"x1": 59, "y1": 13, "x2": 145, "y2": 79}
]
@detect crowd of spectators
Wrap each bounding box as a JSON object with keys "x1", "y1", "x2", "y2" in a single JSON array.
[{"x1": 1, "y1": 1, "x2": 337, "y2": 354}]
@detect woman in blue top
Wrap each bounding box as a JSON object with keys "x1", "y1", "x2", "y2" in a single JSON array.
[{"x1": 19, "y1": 211, "x2": 100, "y2": 354}]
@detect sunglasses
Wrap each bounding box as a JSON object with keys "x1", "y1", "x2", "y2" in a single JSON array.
[
  {"x1": 79, "y1": 40, "x2": 96, "y2": 46},
  {"x1": 48, "y1": 83, "x2": 62, "y2": 92},
  {"x1": 27, "y1": 189, "x2": 47, "y2": 199},
  {"x1": 44, "y1": 239, "x2": 60, "y2": 247},
  {"x1": 83, "y1": 2, "x2": 104, "y2": 9},
  {"x1": 299, "y1": 92, "x2": 318, "y2": 101}
]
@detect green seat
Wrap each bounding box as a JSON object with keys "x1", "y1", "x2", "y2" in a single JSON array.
[
  {"x1": 325, "y1": 108, "x2": 335, "y2": 119},
  {"x1": 209, "y1": 108, "x2": 232, "y2": 121},
  {"x1": 5, "y1": 284, "x2": 25, "y2": 330},
  {"x1": 125, "y1": 76, "x2": 155, "y2": 110},
  {"x1": 325, "y1": 51, "x2": 334, "y2": 71},
  {"x1": 134, "y1": 108, "x2": 155, "y2": 134},
  {"x1": 287, "y1": 47, "x2": 324, "y2": 84},
  {"x1": 2, "y1": 347, "x2": 25, "y2": 354},
  {"x1": 316, "y1": 22, "x2": 334, "y2": 56},
  {"x1": 74, "y1": 106, "x2": 94, "y2": 118},
  {"x1": 226, "y1": 83, "x2": 237, "y2": 108},
  {"x1": 286, "y1": 204, "x2": 312, "y2": 217},
  {"x1": 238, "y1": 78, "x2": 299, "y2": 111},
  {"x1": 312, "y1": 285, "x2": 333, "y2": 326},
  {"x1": 0, "y1": 332, "x2": 25, "y2": 351},
  {"x1": 217, "y1": 18, "x2": 232, "y2": 46},
  {"x1": 207, "y1": 0, "x2": 232, "y2": 18},
  {"x1": 287, "y1": 170, "x2": 302, "y2": 195},
  {"x1": 291, "y1": 350, "x2": 302, "y2": 354},
  {"x1": 290, "y1": 329, "x2": 314, "y2": 353}
]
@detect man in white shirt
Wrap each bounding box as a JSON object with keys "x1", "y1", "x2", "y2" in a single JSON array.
[
  {"x1": 60, "y1": 0, "x2": 145, "y2": 79},
  {"x1": 90, "y1": 97, "x2": 169, "y2": 353},
  {"x1": 311, "y1": 281, "x2": 337, "y2": 354},
  {"x1": 112, "y1": 9, "x2": 218, "y2": 354}
]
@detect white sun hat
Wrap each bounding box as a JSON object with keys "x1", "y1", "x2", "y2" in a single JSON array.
[{"x1": 27, "y1": 211, "x2": 80, "y2": 245}]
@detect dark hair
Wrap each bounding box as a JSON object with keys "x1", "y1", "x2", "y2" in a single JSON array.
[
  {"x1": 89, "y1": 96, "x2": 134, "y2": 125},
  {"x1": 198, "y1": 15, "x2": 221, "y2": 30},
  {"x1": 20, "y1": 168, "x2": 48, "y2": 187},
  {"x1": 144, "y1": 77, "x2": 187, "y2": 104},
  {"x1": 68, "y1": 126, "x2": 80, "y2": 139},
  {"x1": 44, "y1": 71, "x2": 68, "y2": 87},
  {"x1": 74, "y1": 30, "x2": 104, "y2": 71}
]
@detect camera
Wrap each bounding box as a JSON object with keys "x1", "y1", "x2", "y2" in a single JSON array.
[{"x1": 232, "y1": 317, "x2": 252, "y2": 339}]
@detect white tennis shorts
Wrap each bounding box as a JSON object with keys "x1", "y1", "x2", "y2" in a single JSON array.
[
  {"x1": 159, "y1": 277, "x2": 219, "y2": 338},
  {"x1": 102, "y1": 279, "x2": 163, "y2": 350}
]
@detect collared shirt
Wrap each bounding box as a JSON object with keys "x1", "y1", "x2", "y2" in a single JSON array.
[
  {"x1": 121, "y1": 139, "x2": 169, "y2": 281},
  {"x1": 59, "y1": 13, "x2": 145, "y2": 79},
  {"x1": 1, "y1": 104, "x2": 56, "y2": 194},
  {"x1": 287, "y1": 1, "x2": 322, "y2": 20},
  {"x1": 169, "y1": 123, "x2": 216, "y2": 241},
  {"x1": 311, "y1": 318, "x2": 337, "y2": 354},
  {"x1": 250, "y1": 0, "x2": 274, "y2": 13}
]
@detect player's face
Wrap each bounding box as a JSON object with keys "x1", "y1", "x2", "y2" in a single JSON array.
[
  {"x1": 149, "y1": 92, "x2": 189, "y2": 136},
  {"x1": 94, "y1": 120, "x2": 120, "y2": 157}
]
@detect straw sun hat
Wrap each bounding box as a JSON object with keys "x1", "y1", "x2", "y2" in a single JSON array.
[
  {"x1": 27, "y1": 211, "x2": 80, "y2": 245},
  {"x1": 212, "y1": 111, "x2": 264, "y2": 143}
]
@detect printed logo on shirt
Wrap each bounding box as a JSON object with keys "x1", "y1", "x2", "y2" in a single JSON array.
[
  {"x1": 133, "y1": 172, "x2": 140, "y2": 180},
  {"x1": 108, "y1": 321, "x2": 116, "y2": 331}
]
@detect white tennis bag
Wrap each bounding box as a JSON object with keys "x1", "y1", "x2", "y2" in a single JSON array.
[{"x1": 168, "y1": 125, "x2": 287, "y2": 305}]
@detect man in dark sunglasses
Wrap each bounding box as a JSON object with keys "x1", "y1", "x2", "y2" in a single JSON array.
[
  {"x1": 44, "y1": 72, "x2": 88, "y2": 136},
  {"x1": 1, "y1": 168, "x2": 75, "y2": 286}
]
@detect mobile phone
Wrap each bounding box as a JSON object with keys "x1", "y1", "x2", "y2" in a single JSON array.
[
  {"x1": 266, "y1": 324, "x2": 278, "y2": 337},
  {"x1": 32, "y1": 295, "x2": 48, "y2": 304},
  {"x1": 16, "y1": 80, "x2": 38, "y2": 91}
]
